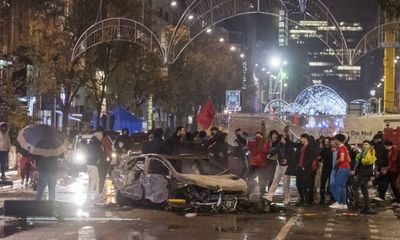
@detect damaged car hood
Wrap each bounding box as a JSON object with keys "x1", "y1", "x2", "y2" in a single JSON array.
[{"x1": 175, "y1": 173, "x2": 247, "y2": 193}]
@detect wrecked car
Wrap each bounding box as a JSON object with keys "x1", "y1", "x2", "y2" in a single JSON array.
[{"x1": 111, "y1": 153, "x2": 248, "y2": 213}]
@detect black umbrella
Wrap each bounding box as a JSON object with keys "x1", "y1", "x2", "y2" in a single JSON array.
[{"x1": 17, "y1": 124, "x2": 69, "y2": 157}]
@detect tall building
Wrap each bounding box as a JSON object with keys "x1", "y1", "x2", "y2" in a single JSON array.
[{"x1": 289, "y1": 20, "x2": 364, "y2": 83}]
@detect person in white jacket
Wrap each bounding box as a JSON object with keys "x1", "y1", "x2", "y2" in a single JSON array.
[{"x1": 0, "y1": 123, "x2": 11, "y2": 181}]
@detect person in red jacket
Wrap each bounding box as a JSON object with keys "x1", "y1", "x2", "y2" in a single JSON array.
[
  {"x1": 236, "y1": 130, "x2": 269, "y2": 200},
  {"x1": 383, "y1": 140, "x2": 400, "y2": 205}
]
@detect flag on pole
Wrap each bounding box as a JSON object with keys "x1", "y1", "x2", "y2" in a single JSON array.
[{"x1": 197, "y1": 98, "x2": 216, "y2": 129}]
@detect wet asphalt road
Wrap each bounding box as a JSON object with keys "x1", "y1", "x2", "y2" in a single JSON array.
[{"x1": 1, "y1": 172, "x2": 400, "y2": 240}]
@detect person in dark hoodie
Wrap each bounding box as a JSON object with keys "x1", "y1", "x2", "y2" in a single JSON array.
[
  {"x1": 294, "y1": 134, "x2": 319, "y2": 206},
  {"x1": 373, "y1": 134, "x2": 389, "y2": 201},
  {"x1": 319, "y1": 137, "x2": 334, "y2": 204},
  {"x1": 166, "y1": 126, "x2": 189, "y2": 155},
  {"x1": 352, "y1": 140, "x2": 376, "y2": 214},
  {"x1": 114, "y1": 128, "x2": 133, "y2": 153},
  {"x1": 142, "y1": 128, "x2": 169, "y2": 155}
]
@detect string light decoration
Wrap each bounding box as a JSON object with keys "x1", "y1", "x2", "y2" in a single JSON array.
[{"x1": 265, "y1": 84, "x2": 347, "y2": 115}]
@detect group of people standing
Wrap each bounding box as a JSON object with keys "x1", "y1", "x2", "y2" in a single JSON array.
[{"x1": 232, "y1": 128, "x2": 400, "y2": 214}]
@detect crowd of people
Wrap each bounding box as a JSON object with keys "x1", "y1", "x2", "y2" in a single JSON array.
[
  {"x1": 139, "y1": 125, "x2": 400, "y2": 214},
  {"x1": 1, "y1": 121, "x2": 399, "y2": 214}
]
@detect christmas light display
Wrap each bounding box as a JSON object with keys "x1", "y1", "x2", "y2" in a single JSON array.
[{"x1": 265, "y1": 84, "x2": 347, "y2": 115}]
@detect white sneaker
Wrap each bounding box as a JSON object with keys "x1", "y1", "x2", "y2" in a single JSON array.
[
  {"x1": 329, "y1": 202, "x2": 339, "y2": 209},
  {"x1": 339, "y1": 204, "x2": 348, "y2": 210}
]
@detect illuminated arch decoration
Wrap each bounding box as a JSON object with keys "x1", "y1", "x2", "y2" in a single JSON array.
[
  {"x1": 351, "y1": 22, "x2": 400, "y2": 64},
  {"x1": 71, "y1": 18, "x2": 165, "y2": 62},
  {"x1": 264, "y1": 99, "x2": 291, "y2": 114},
  {"x1": 294, "y1": 84, "x2": 347, "y2": 115},
  {"x1": 167, "y1": 0, "x2": 348, "y2": 64},
  {"x1": 351, "y1": 99, "x2": 368, "y2": 114}
]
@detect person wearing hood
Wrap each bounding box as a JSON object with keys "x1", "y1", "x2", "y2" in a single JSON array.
[
  {"x1": 0, "y1": 123, "x2": 11, "y2": 181},
  {"x1": 352, "y1": 140, "x2": 376, "y2": 214},
  {"x1": 114, "y1": 128, "x2": 133, "y2": 153},
  {"x1": 86, "y1": 130, "x2": 107, "y2": 203},
  {"x1": 236, "y1": 130, "x2": 269, "y2": 200}
]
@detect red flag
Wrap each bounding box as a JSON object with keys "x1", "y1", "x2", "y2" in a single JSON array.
[
  {"x1": 293, "y1": 112, "x2": 300, "y2": 126},
  {"x1": 197, "y1": 99, "x2": 216, "y2": 129}
]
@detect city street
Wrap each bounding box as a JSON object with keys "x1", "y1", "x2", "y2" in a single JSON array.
[
  {"x1": 1, "y1": 172, "x2": 399, "y2": 240},
  {"x1": 2, "y1": 0, "x2": 400, "y2": 239}
]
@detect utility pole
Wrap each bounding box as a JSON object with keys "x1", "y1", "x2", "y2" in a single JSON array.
[{"x1": 381, "y1": 0, "x2": 398, "y2": 113}]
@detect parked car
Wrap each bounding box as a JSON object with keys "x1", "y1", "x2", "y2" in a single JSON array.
[{"x1": 111, "y1": 153, "x2": 248, "y2": 213}]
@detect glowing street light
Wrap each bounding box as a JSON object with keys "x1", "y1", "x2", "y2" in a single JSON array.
[
  {"x1": 219, "y1": 37, "x2": 224, "y2": 43},
  {"x1": 230, "y1": 46, "x2": 236, "y2": 51},
  {"x1": 170, "y1": 1, "x2": 177, "y2": 7},
  {"x1": 188, "y1": 15, "x2": 194, "y2": 20},
  {"x1": 284, "y1": 83, "x2": 288, "y2": 87},
  {"x1": 240, "y1": 53, "x2": 245, "y2": 59},
  {"x1": 261, "y1": 68, "x2": 266, "y2": 71},
  {"x1": 270, "y1": 56, "x2": 282, "y2": 68},
  {"x1": 206, "y1": 28, "x2": 212, "y2": 34},
  {"x1": 370, "y1": 90, "x2": 376, "y2": 96}
]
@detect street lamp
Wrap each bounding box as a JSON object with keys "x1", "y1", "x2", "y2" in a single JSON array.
[
  {"x1": 188, "y1": 15, "x2": 194, "y2": 20},
  {"x1": 240, "y1": 53, "x2": 245, "y2": 59},
  {"x1": 206, "y1": 28, "x2": 212, "y2": 34},
  {"x1": 230, "y1": 46, "x2": 236, "y2": 51},
  {"x1": 269, "y1": 56, "x2": 287, "y2": 115},
  {"x1": 170, "y1": 1, "x2": 177, "y2": 7},
  {"x1": 370, "y1": 90, "x2": 376, "y2": 97},
  {"x1": 270, "y1": 57, "x2": 282, "y2": 68},
  {"x1": 219, "y1": 37, "x2": 224, "y2": 43}
]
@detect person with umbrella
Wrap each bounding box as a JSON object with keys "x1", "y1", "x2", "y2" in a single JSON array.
[{"x1": 17, "y1": 124, "x2": 69, "y2": 201}]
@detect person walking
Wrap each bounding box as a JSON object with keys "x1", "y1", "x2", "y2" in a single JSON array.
[
  {"x1": 330, "y1": 134, "x2": 351, "y2": 210},
  {"x1": 264, "y1": 133, "x2": 294, "y2": 205},
  {"x1": 98, "y1": 130, "x2": 112, "y2": 197},
  {"x1": 35, "y1": 155, "x2": 60, "y2": 201},
  {"x1": 235, "y1": 130, "x2": 269, "y2": 200},
  {"x1": 20, "y1": 153, "x2": 34, "y2": 186},
  {"x1": 352, "y1": 140, "x2": 376, "y2": 214},
  {"x1": 0, "y1": 123, "x2": 11, "y2": 181},
  {"x1": 381, "y1": 140, "x2": 400, "y2": 205},
  {"x1": 86, "y1": 131, "x2": 107, "y2": 203},
  {"x1": 294, "y1": 134, "x2": 318, "y2": 206},
  {"x1": 319, "y1": 137, "x2": 333, "y2": 204}
]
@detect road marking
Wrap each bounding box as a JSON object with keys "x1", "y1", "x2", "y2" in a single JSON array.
[
  {"x1": 369, "y1": 224, "x2": 378, "y2": 228},
  {"x1": 324, "y1": 227, "x2": 334, "y2": 232},
  {"x1": 274, "y1": 217, "x2": 297, "y2": 240}
]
